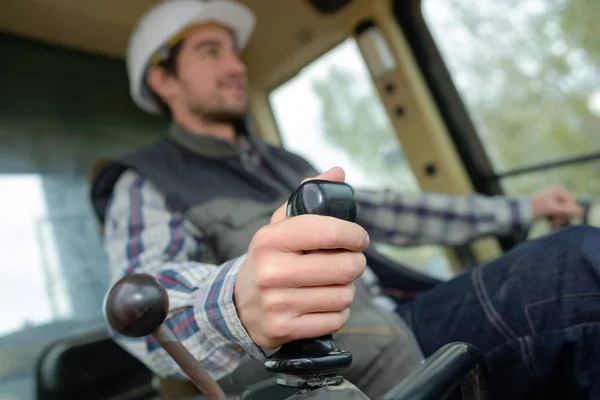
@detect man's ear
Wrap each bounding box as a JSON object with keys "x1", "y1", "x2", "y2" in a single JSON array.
[{"x1": 146, "y1": 66, "x2": 177, "y2": 104}]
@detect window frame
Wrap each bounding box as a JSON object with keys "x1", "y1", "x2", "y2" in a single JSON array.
[{"x1": 393, "y1": 0, "x2": 527, "y2": 251}]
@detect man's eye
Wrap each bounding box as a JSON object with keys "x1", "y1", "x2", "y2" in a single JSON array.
[{"x1": 205, "y1": 48, "x2": 219, "y2": 57}]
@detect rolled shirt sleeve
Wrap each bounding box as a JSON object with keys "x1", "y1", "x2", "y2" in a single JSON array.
[{"x1": 354, "y1": 188, "x2": 534, "y2": 246}]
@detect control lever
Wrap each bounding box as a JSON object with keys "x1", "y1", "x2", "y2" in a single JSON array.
[
  {"x1": 103, "y1": 274, "x2": 226, "y2": 400},
  {"x1": 264, "y1": 180, "x2": 358, "y2": 390},
  {"x1": 578, "y1": 195, "x2": 593, "y2": 225}
]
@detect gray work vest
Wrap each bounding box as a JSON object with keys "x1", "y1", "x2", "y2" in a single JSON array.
[{"x1": 91, "y1": 122, "x2": 424, "y2": 399}]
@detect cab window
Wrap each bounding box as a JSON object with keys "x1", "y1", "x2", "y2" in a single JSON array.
[
  {"x1": 269, "y1": 37, "x2": 455, "y2": 280},
  {"x1": 422, "y1": 0, "x2": 600, "y2": 231}
]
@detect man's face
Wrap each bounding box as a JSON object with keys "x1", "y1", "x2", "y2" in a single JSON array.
[{"x1": 164, "y1": 24, "x2": 248, "y2": 122}]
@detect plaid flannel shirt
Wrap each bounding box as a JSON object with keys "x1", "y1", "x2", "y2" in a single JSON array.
[{"x1": 103, "y1": 168, "x2": 534, "y2": 380}]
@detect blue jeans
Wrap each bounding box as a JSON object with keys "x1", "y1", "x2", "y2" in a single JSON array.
[{"x1": 396, "y1": 226, "x2": 600, "y2": 400}]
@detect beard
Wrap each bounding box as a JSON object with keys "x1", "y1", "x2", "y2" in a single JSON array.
[
  {"x1": 188, "y1": 94, "x2": 247, "y2": 125},
  {"x1": 201, "y1": 108, "x2": 245, "y2": 124}
]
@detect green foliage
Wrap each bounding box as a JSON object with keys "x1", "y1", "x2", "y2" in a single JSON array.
[
  {"x1": 310, "y1": 0, "x2": 600, "y2": 200},
  {"x1": 440, "y1": 0, "x2": 600, "y2": 197},
  {"x1": 311, "y1": 65, "x2": 418, "y2": 190},
  {"x1": 558, "y1": 0, "x2": 600, "y2": 67}
]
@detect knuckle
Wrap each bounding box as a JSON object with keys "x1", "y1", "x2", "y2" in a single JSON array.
[
  {"x1": 250, "y1": 248, "x2": 266, "y2": 266},
  {"x1": 339, "y1": 285, "x2": 354, "y2": 309},
  {"x1": 262, "y1": 290, "x2": 287, "y2": 313},
  {"x1": 267, "y1": 317, "x2": 291, "y2": 341},
  {"x1": 251, "y1": 225, "x2": 274, "y2": 249},
  {"x1": 331, "y1": 310, "x2": 350, "y2": 333},
  {"x1": 256, "y1": 264, "x2": 279, "y2": 289},
  {"x1": 341, "y1": 253, "x2": 366, "y2": 282},
  {"x1": 356, "y1": 252, "x2": 367, "y2": 274}
]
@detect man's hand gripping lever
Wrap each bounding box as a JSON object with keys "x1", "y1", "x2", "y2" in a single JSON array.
[
  {"x1": 103, "y1": 274, "x2": 226, "y2": 400},
  {"x1": 263, "y1": 179, "x2": 369, "y2": 399}
]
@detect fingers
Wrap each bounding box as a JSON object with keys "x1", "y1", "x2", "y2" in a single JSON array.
[
  {"x1": 270, "y1": 166, "x2": 346, "y2": 224},
  {"x1": 553, "y1": 186, "x2": 584, "y2": 214},
  {"x1": 262, "y1": 284, "x2": 355, "y2": 315},
  {"x1": 533, "y1": 185, "x2": 585, "y2": 219},
  {"x1": 257, "y1": 214, "x2": 370, "y2": 253},
  {"x1": 547, "y1": 196, "x2": 585, "y2": 217},
  {"x1": 551, "y1": 185, "x2": 577, "y2": 203},
  {"x1": 256, "y1": 250, "x2": 366, "y2": 288},
  {"x1": 556, "y1": 203, "x2": 585, "y2": 217},
  {"x1": 288, "y1": 309, "x2": 351, "y2": 340}
]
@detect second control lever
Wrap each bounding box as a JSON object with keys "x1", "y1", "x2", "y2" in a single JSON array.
[{"x1": 103, "y1": 274, "x2": 226, "y2": 400}]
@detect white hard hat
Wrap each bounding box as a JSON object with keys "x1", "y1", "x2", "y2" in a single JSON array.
[{"x1": 126, "y1": 0, "x2": 255, "y2": 114}]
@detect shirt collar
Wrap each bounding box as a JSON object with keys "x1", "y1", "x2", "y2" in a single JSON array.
[{"x1": 167, "y1": 119, "x2": 255, "y2": 159}]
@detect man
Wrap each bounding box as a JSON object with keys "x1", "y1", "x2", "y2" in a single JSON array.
[{"x1": 91, "y1": 1, "x2": 600, "y2": 399}]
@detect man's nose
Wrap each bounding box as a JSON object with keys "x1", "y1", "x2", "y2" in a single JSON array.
[{"x1": 226, "y1": 53, "x2": 246, "y2": 75}]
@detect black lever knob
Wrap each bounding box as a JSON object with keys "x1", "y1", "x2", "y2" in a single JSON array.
[
  {"x1": 104, "y1": 273, "x2": 169, "y2": 337},
  {"x1": 264, "y1": 180, "x2": 357, "y2": 387}
]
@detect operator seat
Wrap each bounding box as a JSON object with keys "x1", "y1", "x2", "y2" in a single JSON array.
[{"x1": 35, "y1": 330, "x2": 156, "y2": 400}]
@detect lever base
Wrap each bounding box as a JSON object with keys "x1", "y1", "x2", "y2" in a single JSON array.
[
  {"x1": 275, "y1": 374, "x2": 344, "y2": 389},
  {"x1": 264, "y1": 335, "x2": 352, "y2": 389},
  {"x1": 264, "y1": 335, "x2": 352, "y2": 376}
]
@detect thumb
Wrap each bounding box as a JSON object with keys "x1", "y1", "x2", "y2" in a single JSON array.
[
  {"x1": 270, "y1": 166, "x2": 346, "y2": 223},
  {"x1": 301, "y1": 166, "x2": 346, "y2": 185}
]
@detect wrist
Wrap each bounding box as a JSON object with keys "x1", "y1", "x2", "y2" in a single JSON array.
[
  {"x1": 227, "y1": 256, "x2": 269, "y2": 359},
  {"x1": 515, "y1": 197, "x2": 536, "y2": 229}
]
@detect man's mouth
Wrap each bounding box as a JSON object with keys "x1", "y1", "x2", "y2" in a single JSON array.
[{"x1": 220, "y1": 81, "x2": 245, "y2": 91}]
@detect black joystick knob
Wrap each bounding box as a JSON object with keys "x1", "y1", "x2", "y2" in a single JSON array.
[
  {"x1": 286, "y1": 179, "x2": 357, "y2": 222},
  {"x1": 264, "y1": 180, "x2": 357, "y2": 388},
  {"x1": 104, "y1": 274, "x2": 226, "y2": 400}
]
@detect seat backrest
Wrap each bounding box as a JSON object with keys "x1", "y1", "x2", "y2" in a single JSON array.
[
  {"x1": 89, "y1": 158, "x2": 112, "y2": 237},
  {"x1": 35, "y1": 330, "x2": 157, "y2": 400},
  {"x1": 88, "y1": 158, "x2": 111, "y2": 186}
]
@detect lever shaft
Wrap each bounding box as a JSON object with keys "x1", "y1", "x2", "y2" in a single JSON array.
[{"x1": 153, "y1": 324, "x2": 225, "y2": 400}]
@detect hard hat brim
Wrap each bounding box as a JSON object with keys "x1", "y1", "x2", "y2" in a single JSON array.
[{"x1": 129, "y1": 0, "x2": 256, "y2": 115}]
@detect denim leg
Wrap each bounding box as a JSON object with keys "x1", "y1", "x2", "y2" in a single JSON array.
[{"x1": 396, "y1": 226, "x2": 600, "y2": 400}]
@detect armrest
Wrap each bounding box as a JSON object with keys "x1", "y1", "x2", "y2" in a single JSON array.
[
  {"x1": 383, "y1": 342, "x2": 491, "y2": 400},
  {"x1": 364, "y1": 247, "x2": 443, "y2": 292},
  {"x1": 36, "y1": 330, "x2": 155, "y2": 400}
]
